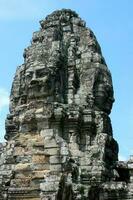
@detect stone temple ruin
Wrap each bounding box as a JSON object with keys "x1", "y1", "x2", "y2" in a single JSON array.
[{"x1": 0, "y1": 9, "x2": 133, "y2": 200}]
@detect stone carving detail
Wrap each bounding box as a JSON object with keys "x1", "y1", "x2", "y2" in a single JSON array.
[{"x1": 0, "y1": 9, "x2": 133, "y2": 200}]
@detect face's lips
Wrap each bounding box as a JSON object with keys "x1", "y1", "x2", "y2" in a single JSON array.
[
  {"x1": 30, "y1": 79, "x2": 39, "y2": 85},
  {"x1": 27, "y1": 83, "x2": 50, "y2": 98}
]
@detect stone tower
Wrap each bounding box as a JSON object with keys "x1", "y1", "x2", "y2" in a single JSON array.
[{"x1": 0, "y1": 9, "x2": 133, "y2": 200}]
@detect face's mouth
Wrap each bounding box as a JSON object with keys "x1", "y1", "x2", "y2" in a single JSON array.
[
  {"x1": 28, "y1": 79, "x2": 45, "y2": 88},
  {"x1": 30, "y1": 79, "x2": 39, "y2": 85},
  {"x1": 28, "y1": 83, "x2": 49, "y2": 99}
]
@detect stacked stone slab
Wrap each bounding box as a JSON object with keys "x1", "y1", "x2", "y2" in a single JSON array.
[{"x1": 0, "y1": 9, "x2": 133, "y2": 200}]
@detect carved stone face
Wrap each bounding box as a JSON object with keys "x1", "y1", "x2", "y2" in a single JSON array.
[
  {"x1": 25, "y1": 66, "x2": 51, "y2": 99},
  {"x1": 24, "y1": 64, "x2": 67, "y2": 104},
  {"x1": 94, "y1": 83, "x2": 114, "y2": 114}
]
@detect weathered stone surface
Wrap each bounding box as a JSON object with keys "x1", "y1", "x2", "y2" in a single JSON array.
[{"x1": 0, "y1": 9, "x2": 133, "y2": 200}]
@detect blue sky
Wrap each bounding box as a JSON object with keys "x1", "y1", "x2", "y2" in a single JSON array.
[{"x1": 0, "y1": 0, "x2": 133, "y2": 161}]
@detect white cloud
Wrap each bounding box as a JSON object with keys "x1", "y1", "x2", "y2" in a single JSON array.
[
  {"x1": 0, "y1": 88, "x2": 9, "y2": 111},
  {"x1": 0, "y1": 88, "x2": 9, "y2": 141},
  {"x1": 119, "y1": 154, "x2": 127, "y2": 161},
  {"x1": 0, "y1": 123, "x2": 6, "y2": 142},
  {"x1": 0, "y1": 0, "x2": 42, "y2": 20}
]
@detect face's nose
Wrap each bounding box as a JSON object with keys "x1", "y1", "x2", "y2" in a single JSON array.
[
  {"x1": 29, "y1": 71, "x2": 39, "y2": 85},
  {"x1": 30, "y1": 79, "x2": 39, "y2": 85}
]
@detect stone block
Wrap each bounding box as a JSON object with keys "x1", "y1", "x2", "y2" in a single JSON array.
[
  {"x1": 44, "y1": 138, "x2": 58, "y2": 148},
  {"x1": 44, "y1": 147, "x2": 60, "y2": 155},
  {"x1": 40, "y1": 129, "x2": 54, "y2": 138},
  {"x1": 50, "y1": 164, "x2": 62, "y2": 172},
  {"x1": 63, "y1": 25, "x2": 71, "y2": 32},
  {"x1": 32, "y1": 170, "x2": 48, "y2": 179},
  {"x1": 44, "y1": 174, "x2": 61, "y2": 182},
  {"x1": 49, "y1": 156, "x2": 61, "y2": 164},
  {"x1": 32, "y1": 164, "x2": 50, "y2": 170},
  {"x1": 14, "y1": 147, "x2": 25, "y2": 156},
  {"x1": 32, "y1": 155, "x2": 49, "y2": 164},
  {"x1": 15, "y1": 163, "x2": 31, "y2": 171},
  {"x1": 10, "y1": 178, "x2": 31, "y2": 187},
  {"x1": 40, "y1": 182, "x2": 59, "y2": 192}
]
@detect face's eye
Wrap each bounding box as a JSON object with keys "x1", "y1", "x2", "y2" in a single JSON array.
[
  {"x1": 36, "y1": 68, "x2": 49, "y2": 78},
  {"x1": 25, "y1": 71, "x2": 33, "y2": 81}
]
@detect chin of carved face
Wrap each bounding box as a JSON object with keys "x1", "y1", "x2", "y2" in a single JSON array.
[
  {"x1": 105, "y1": 97, "x2": 114, "y2": 114},
  {"x1": 94, "y1": 82, "x2": 114, "y2": 114},
  {"x1": 28, "y1": 84, "x2": 49, "y2": 98},
  {"x1": 94, "y1": 95, "x2": 114, "y2": 114}
]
